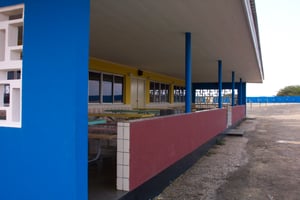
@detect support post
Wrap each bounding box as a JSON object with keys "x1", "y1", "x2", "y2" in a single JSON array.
[
  {"x1": 243, "y1": 82, "x2": 246, "y2": 105},
  {"x1": 243, "y1": 83, "x2": 247, "y2": 115},
  {"x1": 185, "y1": 32, "x2": 192, "y2": 113},
  {"x1": 239, "y1": 78, "x2": 242, "y2": 105},
  {"x1": 231, "y1": 71, "x2": 235, "y2": 106},
  {"x1": 218, "y1": 60, "x2": 222, "y2": 108}
]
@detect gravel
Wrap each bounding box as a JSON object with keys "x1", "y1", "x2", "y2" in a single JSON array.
[{"x1": 154, "y1": 120, "x2": 256, "y2": 200}]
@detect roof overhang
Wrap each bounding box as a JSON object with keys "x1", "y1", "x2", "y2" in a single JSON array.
[{"x1": 90, "y1": 0, "x2": 264, "y2": 83}]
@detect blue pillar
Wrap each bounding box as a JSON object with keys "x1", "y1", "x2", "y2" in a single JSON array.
[
  {"x1": 0, "y1": 1, "x2": 89, "y2": 200},
  {"x1": 239, "y1": 78, "x2": 242, "y2": 105},
  {"x1": 231, "y1": 71, "x2": 235, "y2": 106},
  {"x1": 218, "y1": 60, "x2": 222, "y2": 108},
  {"x1": 185, "y1": 32, "x2": 192, "y2": 113},
  {"x1": 244, "y1": 83, "x2": 247, "y2": 115},
  {"x1": 242, "y1": 83, "x2": 247, "y2": 105}
]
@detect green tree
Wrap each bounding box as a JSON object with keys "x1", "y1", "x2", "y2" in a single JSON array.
[{"x1": 276, "y1": 85, "x2": 300, "y2": 96}]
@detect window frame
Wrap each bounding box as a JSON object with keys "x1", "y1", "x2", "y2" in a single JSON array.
[
  {"x1": 149, "y1": 81, "x2": 170, "y2": 103},
  {"x1": 88, "y1": 71, "x2": 124, "y2": 104},
  {"x1": 173, "y1": 85, "x2": 186, "y2": 103}
]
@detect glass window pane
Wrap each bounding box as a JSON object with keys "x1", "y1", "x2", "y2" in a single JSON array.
[
  {"x1": 7, "y1": 71, "x2": 14, "y2": 80},
  {"x1": 88, "y1": 72, "x2": 100, "y2": 103},
  {"x1": 154, "y1": 82, "x2": 160, "y2": 102},
  {"x1": 103, "y1": 74, "x2": 113, "y2": 103},
  {"x1": 165, "y1": 84, "x2": 169, "y2": 102},
  {"x1": 114, "y1": 76, "x2": 123, "y2": 103},
  {"x1": 17, "y1": 70, "x2": 21, "y2": 79},
  {"x1": 7, "y1": 71, "x2": 21, "y2": 80},
  {"x1": 3, "y1": 84, "x2": 10, "y2": 105},
  {"x1": 161, "y1": 84, "x2": 165, "y2": 102},
  {"x1": 150, "y1": 82, "x2": 155, "y2": 103},
  {"x1": 174, "y1": 86, "x2": 178, "y2": 103}
]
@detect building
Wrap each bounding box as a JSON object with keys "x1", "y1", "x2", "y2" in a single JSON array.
[{"x1": 0, "y1": 1, "x2": 263, "y2": 200}]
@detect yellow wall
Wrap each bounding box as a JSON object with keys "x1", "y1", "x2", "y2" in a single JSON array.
[{"x1": 89, "y1": 57, "x2": 185, "y2": 104}]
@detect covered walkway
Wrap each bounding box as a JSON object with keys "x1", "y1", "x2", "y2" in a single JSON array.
[{"x1": 0, "y1": 1, "x2": 263, "y2": 200}]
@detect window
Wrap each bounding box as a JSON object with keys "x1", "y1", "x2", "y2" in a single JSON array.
[
  {"x1": 88, "y1": 72, "x2": 101, "y2": 103},
  {"x1": 160, "y1": 83, "x2": 169, "y2": 102},
  {"x1": 149, "y1": 81, "x2": 170, "y2": 103},
  {"x1": 7, "y1": 70, "x2": 21, "y2": 80},
  {"x1": 88, "y1": 71, "x2": 123, "y2": 103},
  {"x1": 103, "y1": 74, "x2": 113, "y2": 103},
  {"x1": 149, "y1": 82, "x2": 155, "y2": 102},
  {"x1": 174, "y1": 86, "x2": 185, "y2": 103},
  {"x1": 114, "y1": 76, "x2": 123, "y2": 103},
  {"x1": 2, "y1": 70, "x2": 21, "y2": 105}
]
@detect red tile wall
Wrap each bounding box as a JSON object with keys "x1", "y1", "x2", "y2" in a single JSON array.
[{"x1": 129, "y1": 109, "x2": 227, "y2": 190}]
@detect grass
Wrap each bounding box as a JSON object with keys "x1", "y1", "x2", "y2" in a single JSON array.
[{"x1": 216, "y1": 138, "x2": 226, "y2": 146}]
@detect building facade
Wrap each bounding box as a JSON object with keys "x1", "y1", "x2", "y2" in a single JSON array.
[{"x1": 0, "y1": 1, "x2": 263, "y2": 199}]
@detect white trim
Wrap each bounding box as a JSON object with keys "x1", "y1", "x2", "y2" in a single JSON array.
[
  {"x1": 242, "y1": 0, "x2": 264, "y2": 80},
  {"x1": 0, "y1": 4, "x2": 24, "y2": 128},
  {"x1": 116, "y1": 122, "x2": 130, "y2": 191},
  {"x1": 0, "y1": 4, "x2": 24, "y2": 13}
]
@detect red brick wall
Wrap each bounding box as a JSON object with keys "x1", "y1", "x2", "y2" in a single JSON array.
[{"x1": 129, "y1": 109, "x2": 227, "y2": 190}]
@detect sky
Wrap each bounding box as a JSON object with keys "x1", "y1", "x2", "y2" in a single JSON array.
[{"x1": 247, "y1": 0, "x2": 300, "y2": 96}]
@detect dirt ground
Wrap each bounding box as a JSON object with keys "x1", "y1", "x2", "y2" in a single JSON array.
[{"x1": 155, "y1": 104, "x2": 300, "y2": 200}]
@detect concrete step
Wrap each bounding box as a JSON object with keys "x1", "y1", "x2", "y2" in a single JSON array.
[{"x1": 225, "y1": 128, "x2": 244, "y2": 136}]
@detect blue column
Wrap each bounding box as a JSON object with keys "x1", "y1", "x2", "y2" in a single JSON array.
[
  {"x1": 231, "y1": 71, "x2": 235, "y2": 106},
  {"x1": 185, "y1": 32, "x2": 192, "y2": 113},
  {"x1": 0, "y1": 1, "x2": 89, "y2": 200},
  {"x1": 242, "y1": 83, "x2": 247, "y2": 116},
  {"x1": 239, "y1": 78, "x2": 242, "y2": 105},
  {"x1": 243, "y1": 82, "x2": 247, "y2": 105},
  {"x1": 218, "y1": 60, "x2": 223, "y2": 108}
]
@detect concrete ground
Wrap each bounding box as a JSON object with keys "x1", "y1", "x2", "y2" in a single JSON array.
[{"x1": 155, "y1": 104, "x2": 300, "y2": 200}]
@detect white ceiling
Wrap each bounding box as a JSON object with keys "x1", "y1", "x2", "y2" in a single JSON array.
[{"x1": 90, "y1": 0, "x2": 264, "y2": 83}]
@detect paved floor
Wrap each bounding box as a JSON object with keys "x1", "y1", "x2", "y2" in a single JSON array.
[
  {"x1": 156, "y1": 104, "x2": 300, "y2": 200},
  {"x1": 88, "y1": 156, "x2": 126, "y2": 200}
]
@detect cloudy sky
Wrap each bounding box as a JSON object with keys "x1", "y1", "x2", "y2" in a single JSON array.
[{"x1": 247, "y1": 0, "x2": 300, "y2": 96}]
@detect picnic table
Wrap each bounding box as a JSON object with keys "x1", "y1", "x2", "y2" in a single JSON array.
[
  {"x1": 87, "y1": 110, "x2": 157, "y2": 163},
  {"x1": 88, "y1": 133, "x2": 117, "y2": 163},
  {"x1": 88, "y1": 118, "x2": 117, "y2": 164},
  {"x1": 88, "y1": 119, "x2": 107, "y2": 126}
]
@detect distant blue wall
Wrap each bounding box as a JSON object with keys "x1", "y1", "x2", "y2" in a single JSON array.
[
  {"x1": 0, "y1": 1, "x2": 89, "y2": 200},
  {"x1": 247, "y1": 96, "x2": 300, "y2": 103}
]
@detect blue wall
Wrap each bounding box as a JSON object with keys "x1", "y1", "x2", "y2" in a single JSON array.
[
  {"x1": 0, "y1": 1, "x2": 89, "y2": 200},
  {"x1": 247, "y1": 96, "x2": 300, "y2": 103}
]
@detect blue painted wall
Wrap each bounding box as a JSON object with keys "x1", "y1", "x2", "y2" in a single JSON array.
[
  {"x1": 0, "y1": 1, "x2": 89, "y2": 200},
  {"x1": 247, "y1": 96, "x2": 300, "y2": 103}
]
